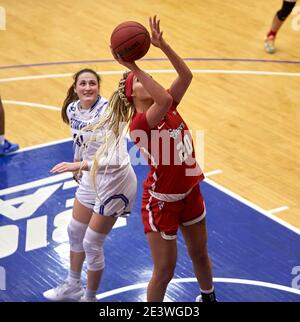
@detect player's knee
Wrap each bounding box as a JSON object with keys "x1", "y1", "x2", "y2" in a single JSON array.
[
  {"x1": 159, "y1": 271, "x2": 174, "y2": 287},
  {"x1": 154, "y1": 266, "x2": 175, "y2": 285},
  {"x1": 277, "y1": 0, "x2": 296, "y2": 21},
  {"x1": 192, "y1": 251, "x2": 211, "y2": 267},
  {"x1": 67, "y1": 217, "x2": 88, "y2": 252},
  {"x1": 188, "y1": 242, "x2": 206, "y2": 259},
  {"x1": 83, "y1": 227, "x2": 107, "y2": 271}
]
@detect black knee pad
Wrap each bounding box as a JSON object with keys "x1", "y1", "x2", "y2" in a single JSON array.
[{"x1": 277, "y1": 1, "x2": 296, "y2": 21}]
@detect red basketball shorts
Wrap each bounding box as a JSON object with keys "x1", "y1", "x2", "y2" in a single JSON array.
[{"x1": 141, "y1": 184, "x2": 206, "y2": 240}]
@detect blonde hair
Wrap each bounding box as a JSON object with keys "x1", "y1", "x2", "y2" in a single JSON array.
[{"x1": 80, "y1": 71, "x2": 135, "y2": 191}]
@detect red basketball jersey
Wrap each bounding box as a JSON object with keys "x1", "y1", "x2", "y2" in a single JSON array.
[{"x1": 130, "y1": 101, "x2": 204, "y2": 200}]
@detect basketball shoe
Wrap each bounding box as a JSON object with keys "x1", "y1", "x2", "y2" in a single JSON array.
[
  {"x1": 0, "y1": 139, "x2": 19, "y2": 156},
  {"x1": 195, "y1": 293, "x2": 217, "y2": 303},
  {"x1": 264, "y1": 35, "x2": 276, "y2": 54},
  {"x1": 43, "y1": 280, "x2": 84, "y2": 301}
]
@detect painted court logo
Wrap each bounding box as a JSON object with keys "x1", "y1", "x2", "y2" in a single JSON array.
[
  {"x1": 291, "y1": 6, "x2": 300, "y2": 30},
  {"x1": 0, "y1": 6, "x2": 6, "y2": 31},
  {"x1": 291, "y1": 266, "x2": 300, "y2": 289},
  {"x1": 0, "y1": 266, "x2": 5, "y2": 290},
  {"x1": 0, "y1": 172, "x2": 126, "y2": 259},
  {"x1": 0, "y1": 173, "x2": 74, "y2": 259}
]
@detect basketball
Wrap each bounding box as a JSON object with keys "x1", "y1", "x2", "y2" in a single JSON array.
[{"x1": 110, "y1": 21, "x2": 151, "y2": 62}]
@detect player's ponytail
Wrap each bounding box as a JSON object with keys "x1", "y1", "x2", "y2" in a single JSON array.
[{"x1": 61, "y1": 83, "x2": 78, "y2": 124}]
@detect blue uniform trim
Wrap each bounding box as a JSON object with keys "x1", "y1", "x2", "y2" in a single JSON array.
[
  {"x1": 88, "y1": 96, "x2": 100, "y2": 112},
  {"x1": 99, "y1": 194, "x2": 129, "y2": 216}
]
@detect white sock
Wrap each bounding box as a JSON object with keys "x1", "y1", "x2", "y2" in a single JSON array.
[
  {"x1": 200, "y1": 286, "x2": 215, "y2": 294},
  {"x1": 85, "y1": 288, "x2": 97, "y2": 300},
  {"x1": 68, "y1": 270, "x2": 81, "y2": 284},
  {"x1": 0, "y1": 135, "x2": 5, "y2": 145}
]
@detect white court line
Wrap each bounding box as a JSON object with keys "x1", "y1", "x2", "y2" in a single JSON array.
[
  {"x1": 13, "y1": 137, "x2": 72, "y2": 154},
  {"x1": 204, "y1": 169, "x2": 223, "y2": 177},
  {"x1": 3, "y1": 100, "x2": 61, "y2": 111},
  {"x1": 204, "y1": 177, "x2": 299, "y2": 235},
  {"x1": 96, "y1": 277, "x2": 300, "y2": 300},
  {"x1": 0, "y1": 73, "x2": 74, "y2": 82},
  {"x1": 269, "y1": 206, "x2": 289, "y2": 214},
  {"x1": 1, "y1": 69, "x2": 300, "y2": 83},
  {"x1": 0, "y1": 71, "x2": 121, "y2": 82}
]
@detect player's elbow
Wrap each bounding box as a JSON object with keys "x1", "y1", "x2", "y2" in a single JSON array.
[
  {"x1": 163, "y1": 92, "x2": 173, "y2": 111},
  {"x1": 179, "y1": 72, "x2": 193, "y2": 89},
  {"x1": 185, "y1": 71, "x2": 193, "y2": 86}
]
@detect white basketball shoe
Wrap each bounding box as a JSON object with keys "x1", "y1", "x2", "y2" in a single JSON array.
[{"x1": 43, "y1": 280, "x2": 84, "y2": 301}]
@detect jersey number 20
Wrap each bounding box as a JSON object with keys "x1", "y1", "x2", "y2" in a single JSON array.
[{"x1": 176, "y1": 134, "x2": 193, "y2": 162}]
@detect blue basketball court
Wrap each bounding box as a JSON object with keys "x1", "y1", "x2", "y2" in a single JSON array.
[{"x1": 0, "y1": 140, "x2": 300, "y2": 302}]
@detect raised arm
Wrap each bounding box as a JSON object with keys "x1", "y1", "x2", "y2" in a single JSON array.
[
  {"x1": 131, "y1": 66, "x2": 173, "y2": 127},
  {"x1": 111, "y1": 49, "x2": 172, "y2": 129},
  {"x1": 149, "y1": 15, "x2": 193, "y2": 104}
]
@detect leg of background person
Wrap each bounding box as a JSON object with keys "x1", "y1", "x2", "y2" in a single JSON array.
[
  {"x1": 265, "y1": 14, "x2": 283, "y2": 53},
  {"x1": 265, "y1": 1, "x2": 297, "y2": 53},
  {"x1": 0, "y1": 96, "x2": 19, "y2": 154},
  {"x1": 0, "y1": 97, "x2": 5, "y2": 139},
  {"x1": 269, "y1": 13, "x2": 284, "y2": 35},
  {"x1": 146, "y1": 232, "x2": 177, "y2": 302}
]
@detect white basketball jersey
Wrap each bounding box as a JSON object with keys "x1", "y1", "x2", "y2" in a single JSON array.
[
  {"x1": 66, "y1": 95, "x2": 130, "y2": 173},
  {"x1": 66, "y1": 96, "x2": 108, "y2": 160}
]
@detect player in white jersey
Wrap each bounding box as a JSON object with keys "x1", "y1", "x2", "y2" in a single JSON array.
[
  {"x1": 66, "y1": 90, "x2": 108, "y2": 209},
  {"x1": 43, "y1": 68, "x2": 137, "y2": 302}
]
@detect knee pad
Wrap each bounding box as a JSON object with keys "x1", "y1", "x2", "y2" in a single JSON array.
[
  {"x1": 83, "y1": 227, "x2": 107, "y2": 271},
  {"x1": 277, "y1": 1, "x2": 296, "y2": 21},
  {"x1": 67, "y1": 218, "x2": 88, "y2": 252}
]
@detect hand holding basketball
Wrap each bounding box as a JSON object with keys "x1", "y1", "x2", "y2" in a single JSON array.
[
  {"x1": 110, "y1": 21, "x2": 151, "y2": 62},
  {"x1": 110, "y1": 46, "x2": 138, "y2": 70}
]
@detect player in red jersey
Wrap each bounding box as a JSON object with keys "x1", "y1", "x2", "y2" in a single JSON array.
[{"x1": 92, "y1": 15, "x2": 216, "y2": 302}]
